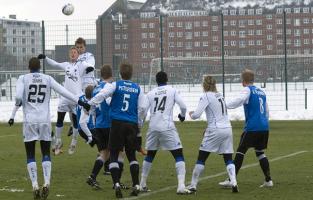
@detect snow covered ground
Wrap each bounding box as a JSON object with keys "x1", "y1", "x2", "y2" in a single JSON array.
[{"x1": 0, "y1": 82, "x2": 312, "y2": 122}]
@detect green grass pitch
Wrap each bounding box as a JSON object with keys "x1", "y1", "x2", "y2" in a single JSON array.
[{"x1": 0, "y1": 120, "x2": 312, "y2": 200}]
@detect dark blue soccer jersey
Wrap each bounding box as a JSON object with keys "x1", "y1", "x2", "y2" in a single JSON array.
[
  {"x1": 93, "y1": 81, "x2": 111, "y2": 128},
  {"x1": 77, "y1": 95, "x2": 95, "y2": 130},
  {"x1": 244, "y1": 86, "x2": 269, "y2": 132},
  {"x1": 110, "y1": 80, "x2": 140, "y2": 124}
]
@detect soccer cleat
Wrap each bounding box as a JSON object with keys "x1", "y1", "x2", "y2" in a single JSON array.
[
  {"x1": 114, "y1": 184, "x2": 123, "y2": 198},
  {"x1": 54, "y1": 139, "x2": 63, "y2": 155},
  {"x1": 130, "y1": 185, "x2": 140, "y2": 196},
  {"x1": 67, "y1": 126, "x2": 73, "y2": 136},
  {"x1": 68, "y1": 145, "x2": 76, "y2": 155},
  {"x1": 176, "y1": 188, "x2": 193, "y2": 195},
  {"x1": 260, "y1": 180, "x2": 273, "y2": 188},
  {"x1": 120, "y1": 183, "x2": 129, "y2": 190},
  {"x1": 86, "y1": 176, "x2": 101, "y2": 190},
  {"x1": 232, "y1": 185, "x2": 239, "y2": 193},
  {"x1": 33, "y1": 187, "x2": 41, "y2": 200},
  {"x1": 186, "y1": 185, "x2": 196, "y2": 193},
  {"x1": 139, "y1": 186, "x2": 151, "y2": 193},
  {"x1": 54, "y1": 148, "x2": 63, "y2": 155},
  {"x1": 41, "y1": 185, "x2": 49, "y2": 200},
  {"x1": 218, "y1": 179, "x2": 232, "y2": 188}
]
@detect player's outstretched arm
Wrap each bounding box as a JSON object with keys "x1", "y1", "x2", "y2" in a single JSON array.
[
  {"x1": 43, "y1": 56, "x2": 67, "y2": 70},
  {"x1": 15, "y1": 75, "x2": 25, "y2": 108},
  {"x1": 88, "y1": 82, "x2": 115, "y2": 106},
  {"x1": 49, "y1": 76, "x2": 79, "y2": 103},
  {"x1": 190, "y1": 94, "x2": 208, "y2": 120},
  {"x1": 8, "y1": 104, "x2": 21, "y2": 126},
  {"x1": 226, "y1": 87, "x2": 250, "y2": 109}
]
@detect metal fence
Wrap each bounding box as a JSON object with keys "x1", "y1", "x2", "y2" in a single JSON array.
[{"x1": 0, "y1": 11, "x2": 313, "y2": 111}]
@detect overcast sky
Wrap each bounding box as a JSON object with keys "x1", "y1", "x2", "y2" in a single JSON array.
[{"x1": 0, "y1": 0, "x2": 146, "y2": 21}]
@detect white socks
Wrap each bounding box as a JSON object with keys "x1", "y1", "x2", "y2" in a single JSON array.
[
  {"x1": 175, "y1": 161, "x2": 186, "y2": 189},
  {"x1": 70, "y1": 128, "x2": 79, "y2": 146},
  {"x1": 226, "y1": 163, "x2": 237, "y2": 185},
  {"x1": 190, "y1": 164, "x2": 205, "y2": 188},
  {"x1": 42, "y1": 161, "x2": 51, "y2": 186},
  {"x1": 140, "y1": 160, "x2": 152, "y2": 187},
  {"x1": 27, "y1": 162, "x2": 38, "y2": 189},
  {"x1": 55, "y1": 126, "x2": 63, "y2": 139}
]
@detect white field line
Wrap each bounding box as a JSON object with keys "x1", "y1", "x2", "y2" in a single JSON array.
[
  {"x1": 124, "y1": 150, "x2": 308, "y2": 200},
  {"x1": 0, "y1": 135, "x2": 17, "y2": 138}
]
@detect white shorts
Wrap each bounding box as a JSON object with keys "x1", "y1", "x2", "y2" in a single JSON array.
[
  {"x1": 199, "y1": 127, "x2": 234, "y2": 154},
  {"x1": 57, "y1": 99, "x2": 76, "y2": 114},
  {"x1": 23, "y1": 122, "x2": 52, "y2": 142},
  {"x1": 145, "y1": 129, "x2": 183, "y2": 151}
]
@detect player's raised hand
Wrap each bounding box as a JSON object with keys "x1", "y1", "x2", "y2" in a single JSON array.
[
  {"x1": 37, "y1": 54, "x2": 46, "y2": 59},
  {"x1": 78, "y1": 100, "x2": 91, "y2": 111},
  {"x1": 178, "y1": 114, "x2": 185, "y2": 122},
  {"x1": 8, "y1": 119, "x2": 14, "y2": 126}
]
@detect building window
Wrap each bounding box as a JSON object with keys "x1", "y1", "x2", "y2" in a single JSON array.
[
  {"x1": 202, "y1": 21, "x2": 208, "y2": 27},
  {"x1": 13, "y1": 47, "x2": 16, "y2": 53},
  {"x1": 294, "y1": 39, "x2": 301, "y2": 47},
  {"x1": 141, "y1": 43, "x2": 147, "y2": 48},
  {"x1": 202, "y1": 41, "x2": 208, "y2": 47},
  {"x1": 169, "y1": 22, "x2": 174, "y2": 27},
  {"x1": 277, "y1": 39, "x2": 283, "y2": 45},
  {"x1": 150, "y1": 43, "x2": 155, "y2": 48},
  {"x1": 256, "y1": 19, "x2": 262, "y2": 25},
  {"x1": 115, "y1": 34, "x2": 120, "y2": 39},
  {"x1": 230, "y1": 10, "x2": 236, "y2": 15},
  {"x1": 212, "y1": 46, "x2": 218, "y2": 51},
  {"x1": 123, "y1": 44, "x2": 128, "y2": 49},
  {"x1": 169, "y1": 32, "x2": 175, "y2": 38},
  {"x1": 277, "y1": 8, "x2": 283, "y2": 14},
  {"x1": 149, "y1": 23, "x2": 154, "y2": 28},
  {"x1": 248, "y1": 40, "x2": 254, "y2": 46},
  {"x1": 22, "y1": 48, "x2": 26, "y2": 53},
  {"x1": 212, "y1": 16, "x2": 218, "y2": 21},
  {"x1": 13, "y1": 38, "x2": 16, "y2": 44},
  {"x1": 256, "y1": 40, "x2": 262, "y2": 45},
  {"x1": 224, "y1": 41, "x2": 228, "y2": 46},
  {"x1": 304, "y1": 39, "x2": 309, "y2": 45},
  {"x1": 212, "y1": 26, "x2": 218, "y2": 31},
  {"x1": 285, "y1": 8, "x2": 291, "y2": 13},
  {"x1": 276, "y1": 29, "x2": 283, "y2": 34},
  {"x1": 194, "y1": 32, "x2": 200, "y2": 37},
  {"x1": 13, "y1": 29, "x2": 16, "y2": 34},
  {"x1": 267, "y1": 24, "x2": 272, "y2": 29},
  {"x1": 239, "y1": 41, "x2": 246, "y2": 48},
  {"x1": 22, "y1": 38, "x2": 26, "y2": 44},
  {"x1": 185, "y1": 42, "x2": 192, "y2": 49},
  {"x1": 303, "y1": 7, "x2": 310, "y2": 13},
  {"x1": 185, "y1": 32, "x2": 193, "y2": 39},
  {"x1": 213, "y1": 36, "x2": 218, "y2": 41},
  {"x1": 177, "y1": 22, "x2": 183, "y2": 27},
  {"x1": 22, "y1": 30, "x2": 26, "y2": 35},
  {"x1": 286, "y1": 29, "x2": 291, "y2": 35},
  {"x1": 177, "y1": 32, "x2": 183, "y2": 37},
  {"x1": 294, "y1": 19, "x2": 301, "y2": 26},
  {"x1": 239, "y1": 9, "x2": 245, "y2": 15},
  {"x1": 122, "y1": 34, "x2": 127, "y2": 39},
  {"x1": 203, "y1": 51, "x2": 208, "y2": 56},
  {"x1": 304, "y1": 29, "x2": 309, "y2": 34},
  {"x1": 256, "y1": 30, "x2": 262, "y2": 35},
  {"x1": 239, "y1": 31, "x2": 245, "y2": 38},
  {"x1": 256, "y1": 9, "x2": 263, "y2": 15},
  {"x1": 115, "y1": 44, "x2": 120, "y2": 50},
  {"x1": 194, "y1": 21, "x2": 200, "y2": 27},
  {"x1": 222, "y1": 10, "x2": 228, "y2": 15},
  {"x1": 194, "y1": 51, "x2": 201, "y2": 56},
  {"x1": 303, "y1": 18, "x2": 309, "y2": 24},
  {"x1": 177, "y1": 42, "x2": 183, "y2": 47},
  {"x1": 141, "y1": 23, "x2": 147, "y2": 28},
  {"x1": 149, "y1": 33, "x2": 155, "y2": 38},
  {"x1": 248, "y1": 30, "x2": 254, "y2": 35},
  {"x1": 141, "y1": 33, "x2": 147, "y2": 39},
  {"x1": 224, "y1": 31, "x2": 228, "y2": 36},
  {"x1": 231, "y1": 41, "x2": 236, "y2": 46},
  {"x1": 195, "y1": 41, "x2": 201, "y2": 47},
  {"x1": 248, "y1": 9, "x2": 254, "y2": 15},
  {"x1": 239, "y1": 20, "x2": 245, "y2": 27},
  {"x1": 294, "y1": 29, "x2": 301, "y2": 36},
  {"x1": 31, "y1": 48, "x2": 35, "y2": 53},
  {"x1": 231, "y1": 30, "x2": 236, "y2": 36},
  {"x1": 266, "y1": 14, "x2": 272, "y2": 19},
  {"x1": 286, "y1": 18, "x2": 291, "y2": 24},
  {"x1": 248, "y1": 19, "x2": 254, "y2": 25},
  {"x1": 257, "y1": 50, "x2": 263, "y2": 55},
  {"x1": 267, "y1": 35, "x2": 272, "y2": 40},
  {"x1": 294, "y1": 8, "x2": 301, "y2": 13},
  {"x1": 223, "y1": 20, "x2": 228, "y2": 26},
  {"x1": 267, "y1": 45, "x2": 273, "y2": 50},
  {"x1": 202, "y1": 31, "x2": 208, "y2": 37},
  {"x1": 230, "y1": 20, "x2": 236, "y2": 26},
  {"x1": 185, "y1": 22, "x2": 192, "y2": 29},
  {"x1": 276, "y1": 19, "x2": 282, "y2": 24},
  {"x1": 114, "y1": 25, "x2": 120, "y2": 30}
]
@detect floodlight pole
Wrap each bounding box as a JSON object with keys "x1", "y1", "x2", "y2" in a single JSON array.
[
  {"x1": 41, "y1": 20, "x2": 46, "y2": 74},
  {"x1": 221, "y1": 13, "x2": 225, "y2": 97},
  {"x1": 283, "y1": 11, "x2": 288, "y2": 110},
  {"x1": 159, "y1": 14, "x2": 164, "y2": 72}
]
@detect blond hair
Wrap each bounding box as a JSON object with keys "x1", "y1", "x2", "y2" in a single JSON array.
[
  {"x1": 203, "y1": 75, "x2": 217, "y2": 92},
  {"x1": 241, "y1": 69, "x2": 254, "y2": 84}
]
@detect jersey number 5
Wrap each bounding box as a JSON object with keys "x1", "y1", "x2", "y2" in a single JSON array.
[
  {"x1": 121, "y1": 94, "x2": 130, "y2": 111},
  {"x1": 27, "y1": 84, "x2": 46, "y2": 103}
]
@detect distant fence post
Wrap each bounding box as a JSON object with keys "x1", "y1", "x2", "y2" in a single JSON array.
[
  {"x1": 305, "y1": 88, "x2": 307, "y2": 109},
  {"x1": 283, "y1": 11, "x2": 288, "y2": 110},
  {"x1": 221, "y1": 13, "x2": 225, "y2": 97},
  {"x1": 159, "y1": 14, "x2": 164, "y2": 72},
  {"x1": 41, "y1": 20, "x2": 46, "y2": 74}
]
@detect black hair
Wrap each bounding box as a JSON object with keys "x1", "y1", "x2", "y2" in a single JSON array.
[
  {"x1": 28, "y1": 57, "x2": 41, "y2": 71},
  {"x1": 156, "y1": 71, "x2": 168, "y2": 85}
]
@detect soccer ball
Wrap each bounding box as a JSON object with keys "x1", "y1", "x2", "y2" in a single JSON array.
[{"x1": 62, "y1": 3, "x2": 74, "y2": 16}]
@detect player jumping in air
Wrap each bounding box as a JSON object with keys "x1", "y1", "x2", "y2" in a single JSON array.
[{"x1": 187, "y1": 75, "x2": 238, "y2": 193}]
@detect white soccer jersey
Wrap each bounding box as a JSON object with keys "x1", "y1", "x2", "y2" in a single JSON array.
[
  {"x1": 190, "y1": 92, "x2": 231, "y2": 129},
  {"x1": 15, "y1": 72, "x2": 79, "y2": 124},
  {"x1": 46, "y1": 57, "x2": 90, "y2": 102},
  {"x1": 145, "y1": 85, "x2": 186, "y2": 132},
  {"x1": 77, "y1": 52, "x2": 96, "y2": 88}
]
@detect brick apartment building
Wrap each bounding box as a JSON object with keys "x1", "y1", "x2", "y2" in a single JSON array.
[{"x1": 96, "y1": 0, "x2": 313, "y2": 83}]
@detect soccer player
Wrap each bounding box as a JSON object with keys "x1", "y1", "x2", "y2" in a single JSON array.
[
  {"x1": 86, "y1": 65, "x2": 112, "y2": 189},
  {"x1": 186, "y1": 75, "x2": 238, "y2": 193},
  {"x1": 75, "y1": 37, "x2": 96, "y2": 90},
  {"x1": 139, "y1": 71, "x2": 192, "y2": 195},
  {"x1": 219, "y1": 69, "x2": 273, "y2": 188},
  {"x1": 88, "y1": 63, "x2": 146, "y2": 198},
  {"x1": 13, "y1": 57, "x2": 89, "y2": 200},
  {"x1": 38, "y1": 47, "x2": 93, "y2": 155}
]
